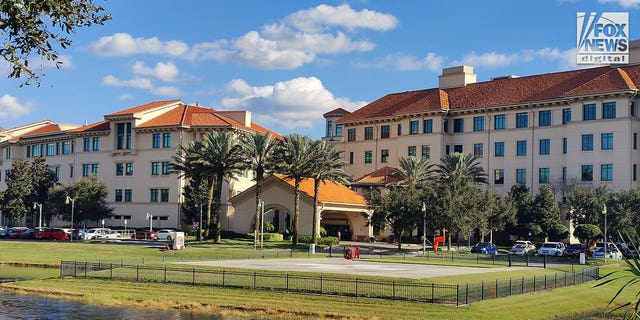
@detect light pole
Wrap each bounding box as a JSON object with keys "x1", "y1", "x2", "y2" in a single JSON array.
[
  {"x1": 65, "y1": 196, "x2": 75, "y2": 242},
  {"x1": 421, "y1": 202, "x2": 427, "y2": 256},
  {"x1": 124, "y1": 219, "x2": 127, "y2": 234},
  {"x1": 146, "y1": 212, "x2": 153, "y2": 231},
  {"x1": 33, "y1": 202, "x2": 43, "y2": 229},
  {"x1": 195, "y1": 201, "x2": 203, "y2": 242},
  {"x1": 259, "y1": 198, "x2": 265, "y2": 249},
  {"x1": 602, "y1": 203, "x2": 608, "y2": 262}
]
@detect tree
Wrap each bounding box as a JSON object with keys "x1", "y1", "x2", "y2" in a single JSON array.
[
  {"x1": 382, "y1": 185, "x2": 423, "y2": 250},
  {"x1": 1, "y1": 0, "x2": 111, "y2": 86},
  {"x1": 47, "y1": 175, "x2": 113, "y2": 226},
  {"x1": 567, "y1": 185, "x2": 610, "y2": 227},
  {"x1": 242, "y1": 131, "x2": 280, "y2": 245},
  {"x1": 180, "y1": 179, "x2": 210, "y2": 233},
  {"x1": 478, "y1": 191, "x2": 517, "y2": 243},
  {"x1": 508, "y1": 184, "x2": 534, "y2": 237},
  {"x1": 308, "y1": 140, "x2": 350, "y2": 243},
  {"x1": 276, "y1": 134, "x2": 314, "y2": 246},
  {"x1": 532, "y1": 186, "x2": 563, "y2": 238},
  {"x1": 28, "y1": 157, "x2": 58, "y2": 207},
  {"x1": 573, "y1": 224, "x2": 602, "y2": 244},
  {"x1": 1, "y1": 160, "x2": 32, "y2": 223},
  {"x1": 173, "y1": 131, "x2": 245, "y2": 242}
]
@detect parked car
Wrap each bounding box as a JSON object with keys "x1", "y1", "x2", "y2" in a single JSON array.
[
  {"x1": 36, "y1": 228, "x2": 69, "y2": 240},
  {"x1": 537, "y1": 242, "x2": 566, "y2": 256},
  {"x1": 18, "y1": 228, "x2": 38, "y2": 239},
  {"x1": 624, "y1": 248, "x2": 639, "y2": 258},
  {"x1": 83, "y1": 228, "x2": 112, "y2": 240},
  {"x1": 7, "y1": 227, "x2": 28, "y2": 239},
  {"x1": 563, "y1": 244, "x2": 590, "y2": 258},
  {"x1": 157, "y1": 229, "x2": 175, "y2": 241},
  {"x1": 509, "y1": 241, "x2": 536, "y2": 255},
  {"x1": 592, "y1": 246, "x2": 623, "y2": 260},
  {"x1": 132, "y1": 230, "x2": 158, "y2": 240},
  {"x1": 471, "y1": 242, "x2": 498, "y2": 255},
  {"x1": 101, "y1": 230, "x2": 121, "y2": 239},
  {"x1": 0, "y1": 227, "x2": 9, "y2": 238}
]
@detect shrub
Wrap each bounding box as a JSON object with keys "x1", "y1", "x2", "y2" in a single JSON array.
[
  {"x1": 245, "y1": 233, "x2": 284, "y2": 241},
  {"x1": 319, "y1": 226, "x2": 327, "y2": 237},
  {"x1": 297, "y1": 236, "x2": 339, "y2": 246},
  {"x1": 573, "y1": 224, "x2": 602, "y2": 243}
]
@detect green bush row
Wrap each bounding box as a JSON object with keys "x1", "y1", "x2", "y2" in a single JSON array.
[
  {"x1": 298, "y1": 236, "x2": 339, "y2": 246},
  {"x1": 245, "y1": 233, "x2": 284, "y2": 241}
]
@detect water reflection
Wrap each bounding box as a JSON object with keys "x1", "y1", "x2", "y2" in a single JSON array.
[{"x1": 0, "y1": 291, "x2": 221, "y2": 320}]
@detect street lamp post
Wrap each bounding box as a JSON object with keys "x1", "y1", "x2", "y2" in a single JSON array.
[
  {"x1": 33, "y1": 202, "x2": 43, "y2": 229},
  {"x1": 421, "y1": 202, "x2": 427, "y2": 256},
  {"x1": 602, "y1": 203, "x2": 608, "y2": 262},
  {"x1": 65, "y1": 196, "x2": 75, "y2": 242},
  {"x1": 259, "y1": 198, "x2": 265, "y2": 249},
  {"x1": 146, "y1": 212, "x2": 153, "y2": 231},
  {"x1": 124, "y1": 219, "x2": 127, "y2": 234},
  {"x1": 196, "y1": 201, "x2": 203, "y2": 242}
]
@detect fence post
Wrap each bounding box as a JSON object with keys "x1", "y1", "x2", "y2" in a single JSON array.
[
  {"x1": 492, "y1": 253, "x2": 495, "y2": 265},
  {"x1": 136, "y1": 265, "x2": 139, "y2": 281},
  {"x1": 543, "y1": 254, "x2": 547, "y2": 269},
  {"x1": 533, "y1": 275, "x2": 536, "y2": 292},
  {"x1": 164, "y1": 266, "x2": 167, "y2": 283},
  {"x1": 521, "y1": 277, "x2": 524, "y2": 294},
  {"x1": 456, "y1": 284, "x2": 459, "y2": 306},
  {"x1": 329, "y1": 246, "x2": 332, "y2": 258},
  {"x1": 495, "y1": 279, "x2": 498, "y2": 298},
  {"x1": 392, "y1": 281, "x2": 396, "y2": 300},
  {"x1": 253, "y1": 272, "x2": 257, "y2": 290},
  {"x1": 481, "y1": 281, "x2": 484, "y2": 300},
  {"x1": 466, "y1": 283, "x2": 469, "y2": 305},
  {"x1": 509, "y1": 278, "x2": 512, "y2": 296},
  {"x1": 554, "y1": 273, "x2": 557, "y2": 288},
  {"x1": 564, "y1": 271, "x2": 567, "y2": 287},
  {"x1": 110, "y1": 263, "x2": 113, "y2": 279},
  {"x1": 74, "y1": 260, "x2": 77, "y2": 277},
  {"x1": 320, "y1": 276, "x2": 323, "y2": 294},
  {"x1": 286, "y1": 274, "x2": 289, "y2": 292},
  {"x1": 222, "y1": 270, "x2": 226, "y2": 287},
  {"x1": 526, "y1": 253, "x2": 529, "y2": 267},
  {"x1": 508, "y1": 254, "x2": 512, "y2": 267},
  {"x1": 85, "y1": 262, "x2": 88, "y2": 278},
  {"x1": 544, "y1": 274, "x2": 547, "y2": 291},
  {"x1": 355, "y1": 279, "x2": 359, "y2": 298},
  {"x1": 431, "y1": 283, "x2": 435, "y2": 302}
]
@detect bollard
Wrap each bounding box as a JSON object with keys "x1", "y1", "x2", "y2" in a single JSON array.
[
  {"x1": 543, "y1": 254, "x2": 547, "y2": 269},
  {"x1": 508, "y1": 254, "x2": 512, "y2": 267}
]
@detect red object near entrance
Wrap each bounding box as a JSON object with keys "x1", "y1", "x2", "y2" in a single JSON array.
[{"x1": 433, "y1": 228, "x2": 446, "y2": 252}]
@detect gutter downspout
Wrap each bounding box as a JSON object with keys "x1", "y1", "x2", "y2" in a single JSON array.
[
  {"x1": 630, "y1": 90, "x2": 639, "y2": 188},
  {"x1": 529, "y1": 104, "x2": 535, "y2": 194},
  {"x1": 442, "y1": 109, "x2": 449, "y2": 156}
]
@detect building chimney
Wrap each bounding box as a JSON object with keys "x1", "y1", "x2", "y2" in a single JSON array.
[{"x1": 438, "y1": 66, "x2": 477, "y2": 89}]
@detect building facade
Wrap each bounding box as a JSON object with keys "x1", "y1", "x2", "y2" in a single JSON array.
[{"x1": 0, "y1": 100, "x2": 278, "y2": 229}]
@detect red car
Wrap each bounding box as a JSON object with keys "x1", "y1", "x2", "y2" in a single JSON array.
[
  {"x1": 36, "y1": 228, "x2": 69, "y2": 240},
  {"x1": 132, "y1": 230, "x2": 158, "y2": 240},
  {"x1": 7, "y1": 228, "x2": 28, "y2": 239}
]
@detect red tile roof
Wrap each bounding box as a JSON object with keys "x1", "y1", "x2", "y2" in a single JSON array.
[
  {"x1": 274, "y1": 174, "x2": 367, "y2": 205},
  {"x1": 353, "y1": 166, "x2": 401, "y2": 185},
  {"x1": 21, "y1": 124, "x2": 64, "y2": 138},
  {"x1": 338, "y1": 64, "x2": 640, "y2": 123},
  {"x1": 323, "y1": 108, "x2": 351, "y2": 117},
  {"x1": 106, "y1": 100, "x2": 182, "y2": 116},
  {"x1": 66, "y1": 120, "x2": 110, "y2": 133}
]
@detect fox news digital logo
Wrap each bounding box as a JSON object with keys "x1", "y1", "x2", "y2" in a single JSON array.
[{"x1": 577, "y1": 12, "x2": 629, "y2": 65}]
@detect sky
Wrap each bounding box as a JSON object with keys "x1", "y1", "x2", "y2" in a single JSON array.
[{"x1": 1, "y1": 0, "x2": 640, "y2": 139}]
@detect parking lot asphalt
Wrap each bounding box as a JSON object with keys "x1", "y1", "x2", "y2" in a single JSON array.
[{"x1": 175, "y1": 257, "x2": 530, "y2": 279}]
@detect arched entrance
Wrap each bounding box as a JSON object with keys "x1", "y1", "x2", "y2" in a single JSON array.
[{"x1": 321, "y1": 211, "x2": 352, "y2": 241}]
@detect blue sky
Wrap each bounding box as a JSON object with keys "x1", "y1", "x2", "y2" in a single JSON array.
[{"x1": 0, "y1": 0, "x2": 639, "y2": 138}]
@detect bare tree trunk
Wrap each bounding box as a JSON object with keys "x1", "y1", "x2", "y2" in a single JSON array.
[{"x1": 204, "y1": 177, "x2": 214, "y2": 239}]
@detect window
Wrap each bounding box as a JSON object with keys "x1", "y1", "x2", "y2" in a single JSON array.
[
  {"x1": 601, "y1": 164, "x2": 613, "y2": 181},
  {"x1": 473, "y1": 143, "x2": 483, "y2": 158},
  {"x1": 82, "y1": 164, "x2": 97, "y2": 176},
  {"x1": 562, "y1": 108, "x2": 571, "y2": 124},
  {"x1": 347, "y1": 128, "x2": 356, "y2": 141},
  {"x1": 116, "y1": 163, "x2": 124, "y2": 176},
  {"x1": 381, "y1": 149, "x2": 389, "y2": 163},
  {"x1": 26, "y1": 145, "x2": 30, "y2": 158},
  {"x1": 124, "y1": 189, "x2": 132, "y2": 202},
  {"x1": 92, "y1": 137, "x2": 100, "y2": 151},
  {"x1": 408, "y1": 146, "x2": 416, "y2": 157},
  {"x1": 539, "y1": 168, "x2": 550, "y2": 184},
  {"x1": 539, "y1": 110, "x2": 551, "y2": 126},
  {"x1": 397, "y1": 124, "x2": 402, "y2": 136},
  {"x1": 61, "y1": 141, "x2": 72, "y2": 155},
  {"x1": 161, "y1": 161, "x2": 171, "y2": 175},
  {"x1": 162, "y1": 133, "x2": 171, "y2": 148},
  {"x1": 83, "y1": 138, "x2": 90, "y2": 152},
  {"x1": 517, "y1": 140, "x2": 527, "y2": 156},
  {"x1": 380, "y1": 125, "x2": 390, "y2": 139},
  {"x1": 152, "y1": 133, "x2": 160, "y2": 148},
  {"x1": 494, "y1": 114, "x2": 506, "y2": 130},
  {"x1": 125, "y1": 163, "x2": 133, "y2": 175},
  {"x1": 364, "y1": 127, "x2": 374, "y2": 140},
  {"x1": 516, "y1": 169, "x2": 527, "y2": 184},
  {"x1": 410, "y1": 120, "x2": 419, "y2": 134},
  {"x1": 423, "y1": 119, "x2": 433, "y2": 133},
  {"x1": 562, "y1": 137, "x2": 567, "y2": 154},
  {"x1": 349, "y1": 152, "x2": 353, "y2": 165},
  {"x1": 602, "y1": 102, "x2": 616, "y2": 119},
  {"x1": 150, "y1": 189, "x2": 159, "y2": 202},
  {"x1": 421, "y1": 145, "x2": 431, "y2": 159},
  {"x1": 582, "y1": 134, "x2": 593, "y2": 151},
  {"x1": 4, "y1": 147, "x2": 10, "y2": 160},
  {"x1": 601, "y1": 133, "x2": 614, "y2": 150},
  {"x1": 115, "y1": 162, "x2": 134, "y2": 177},
  {"x1": 443, "y1": 119, "x2": 449, "y2": 133},
  {"x1": 4, "y1": 170, "x2": 8, "y2": 182},
  {"x1": 117, "y1": 122, "x2": 132, "y2": 150},
  {"x1": 31, "y1": 145, "x2": 38, "y2": 158},
  {"x1": 495, "y1": 142, "x2": 504, "y2": 157},
  {"x1": 562, "y1": 167, "x2": 567, "y2": 183},
  {"x1": 160, "y1": 189, "x2": 169, "y2": 202},
  {"x1": 151, "y1": 162, "x2": 159, "y2": 175},
  {"x1": 473, "y1": 116, "x2": 484, "y2": 131},
  {"x1": 539, "y1": 139, "x2": 550, "y2": 155},
  {"x1": 453, "y1": 118, "x2": 464, "y2": 133},
  {"x1": 445, "y1": 145, "x2": 450, "y2": 155},
  {"x1": 494, "y1": 169, "x2": 504, "y2": 185},
  {"x1": 583, "y1": 104, "x2": 596, "y2": 120},
  {"x1": 82, "y1": 164, "x2": 89, "y2": 177},
  {"x1": 454, "y1": 145, "x2": 463, "y2": 153},
  {"x1": 516, "y1": 112, "x2": 528, "y2": 128},
  {"x1": 581, "y1": 165, "x2": 593, "y2": 181},
  {"x1": 364, "y1": 151, "x2": 372, "y2": 164},
  {"x1": 51, "y1": 166, "x2": 60, "y2": 179},
  {"x1": 91, "y1": 164, "x2": 99, "y2": 175},
  {"x1": 634, "y1": 164, "x2": 637, "y2": 181},
  {"x1": 46, "y1": 143, "x2": 55, "y2": 156},
  {"x1": 70, "y1": 164, "x2": 73, "y2": 178},
  {"x1": 115, "y1": 189, "x2": 123, "y2": 202},
  {"x1": 326, "y1": 120, "x2": 333, "y2": 137},
  {"x1": 335, "y1": 124, "x2": 343, "y2": 137}
]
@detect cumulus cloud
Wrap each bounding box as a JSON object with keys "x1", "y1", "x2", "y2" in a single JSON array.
[
  {"x1": 361, "y1": 52, "x2": 444, "y2": 71},
  {"x1": 102, "y1": 75, "x2": 181, "y2": 97},
  {"x1": 132, "y1": 61, "x2": 179, "y2": 82},
  {"x1": 88, "y1": 33, "x2": 188, "y2": 57},
  {"x1": 451, "y1": 48, "x2": 577, "y2": 69},
  {"x1": 598, "y1": 0, "x2": 640, "y2": 8},
  {"x1": 151, "y1": 86, "x2": 181, "y2": 96},
  {"x1": 220, "y1": 77, "x2": 366, "y2": 129},
  {"x1": 284, "y1": 4, "x2": 398, "y2": 32},
  {"x1": 0, "y1": 94, "x2": 31, "y2": 120}
]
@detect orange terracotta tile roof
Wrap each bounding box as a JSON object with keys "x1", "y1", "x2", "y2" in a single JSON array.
[
  {"x1": 66, "y1": 120, "x2": 110, "y2": 133},
  {"x1": 338, "y1": 64, "x2": 640, "y2": 123},
  {"x1": 353, "y1": 166, "x2": 401, "y2": 185},
  {"x1": 323, "y1": 108, "x2": 351, "y2": 117},
  {"x1": 106, "y1": 100, "x2": 182, "y2": 116},
  {"x1": 274, "y1": 174, "x2": 367, "y2": 205},
  {"x1": 20, "y1": 124, "x2": 64, "y2": 138}
]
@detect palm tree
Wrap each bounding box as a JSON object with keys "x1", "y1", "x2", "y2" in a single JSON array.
[
  {"x1": 277, "y1": 134, "x2": 314, "y2": 245},
  {"x1": 308, "y1": 140, "x2": 351, "y2": 243},
  {"x1": 392, "y1": 156, "x2": 435, "y2": 191},
  {"x1": 436, "y1": 152, "x2": 487, "y2": 186},
  {"x1": 242, "y1": 131, "x2": 281, "y2": 246},
  {"x1": 173, "y1": 131, "x2": 245, "y2": 242}
]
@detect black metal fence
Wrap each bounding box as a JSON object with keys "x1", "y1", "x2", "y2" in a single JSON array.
[{"x1": 59, "y1": 260, "x2": 599, "y2": 305}]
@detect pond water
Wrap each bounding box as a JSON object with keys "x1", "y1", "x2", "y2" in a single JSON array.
[{"x1": 0, "y1": 291, "x2": 221, "y2": 320}]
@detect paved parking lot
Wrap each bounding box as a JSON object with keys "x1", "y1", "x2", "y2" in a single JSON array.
[{"x1": 176, "y1": 257, "x2": 529, "y2": 279}]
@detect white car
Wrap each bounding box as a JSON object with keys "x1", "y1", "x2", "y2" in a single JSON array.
[
  {"x1": 101, "y1": 230, "x2": 121, "y2": 239},
  {"x1": 156, "y1": 229, "x2": 175, "y2": 240},
  {"x1": 537, "y1": 242, "x2": 566, "y2": 256},
  {"x1": 509, "y1": 241, "x2": 536, "y2": 255},
  {"x1": 592, "y1": 247, "x2": 623, "y2": 260},
  {"x1": 83, "y1": 228, "x2": 111, "y2": 239}
]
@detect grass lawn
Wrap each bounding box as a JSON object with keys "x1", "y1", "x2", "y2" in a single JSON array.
[{"x1": 0, "y1": 240, "x2": 638, "y2": 319}]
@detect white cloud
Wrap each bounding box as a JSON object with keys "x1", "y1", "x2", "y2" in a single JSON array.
[
  {"x1": 132, "y1": 61, "x2": 179, "y2": 82},
  {"x1": 102, "y1": 75, "x2": 153, "y2": 89},
  {"x1": 117, "y1": 94, "x2": 134, "y2": 100},
  {"x1": 450, "y1": 48, "x2": 577, "y2": 69},
  {"x1": 598, "y1": 0, "x2": 640, "y2": 8},
  {"x1": 362, "y1": 52, "x2": 444, "y2": 71},
  {"x1": 0, "y1": 94, "x2": 31, "y2": 120},
  {"x1": 220, "y1": 77, "x2": 366, "y2": 129},
  {"x1": 460, "y1": 52, "x2": 520, "y2": 68},
  {"x1": 88, "y1": 33, "x2": 188, "y2": 57},
  {"x1": 151, "y1": 86, "x2": 181, "y2": 96},
  {"x1": 284, "y1": 4, "x2": 398, "y2": 32}
]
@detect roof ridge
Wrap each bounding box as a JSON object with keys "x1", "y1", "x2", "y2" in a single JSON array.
[{"x1": 616, "y1": 67, "x2": 638, "y2": 90}]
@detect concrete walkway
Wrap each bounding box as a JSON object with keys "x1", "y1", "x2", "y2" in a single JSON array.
[{"x1": 176, "y1": 257, "x2": 529, "y2": 279}]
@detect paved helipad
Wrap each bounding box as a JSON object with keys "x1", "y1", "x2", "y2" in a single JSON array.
[{"x1": 176, "y1": 258, "x2": 529, "y2": 279}]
